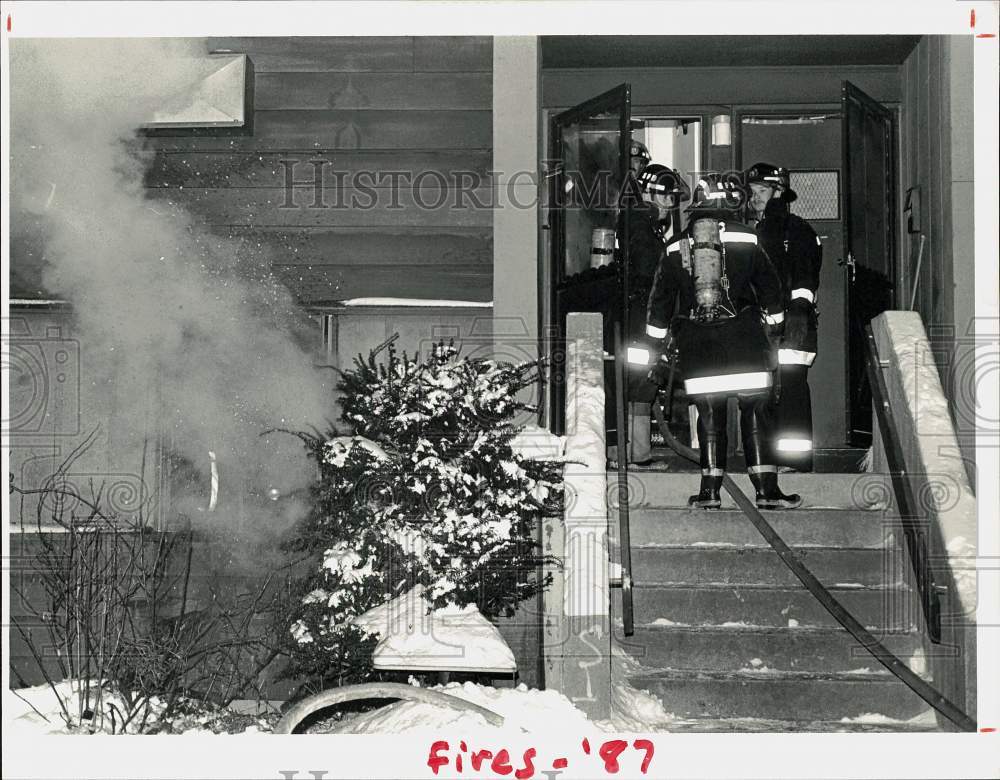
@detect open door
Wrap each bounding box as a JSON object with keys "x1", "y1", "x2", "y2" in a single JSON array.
[
  {"x1": 842, "y1": 81, "x2": 897, "y2": 447},
  {"x1": 547, "y1": 84, "x2": 631, "y2": 435}
]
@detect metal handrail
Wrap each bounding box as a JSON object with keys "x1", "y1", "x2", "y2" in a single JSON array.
[
  {"x1": 609, "y1": 164, "x2": 641, "y2": 638},
  {"x1": 863, "y1": 323, "x2": 943, "y2": 642},
  {"x1": 613, "y1": 320, "x2": 635, "y2": 637},
  {"x1": 650, "y1": 351, "x2": 975, "y2": 731}
]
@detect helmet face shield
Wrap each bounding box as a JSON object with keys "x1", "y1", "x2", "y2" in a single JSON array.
[
  {"x1": 637, "y1": 164, "x2": 690, "y2": 206},
  {"x1": 630, "y1": 140, "x2": 651, "y2": 173},
  {"x1": 687, "y1": 175, "x2": 744, "y2": 214},
  {"x1": 745, "y1": 162, "x2": 789, "y2": 192},
  {"x1": 630, "y1": 140, "x2": 651, "y2": 163}
]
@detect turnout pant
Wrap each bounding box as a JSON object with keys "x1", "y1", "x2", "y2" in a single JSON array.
[
  {"x1": 694, "y1": 392, "x2": 775, "y2": 477},
  {"x1": 774, "y1": 364, "x2": 813, "y2": 471}
]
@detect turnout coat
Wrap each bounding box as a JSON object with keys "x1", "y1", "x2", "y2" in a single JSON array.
[
  {"x1": 645, "y1": 217, "x2": 785, "y2": 397},
  {"x1": 755, "y1": 198, "x2": 822, "y2": 365}
]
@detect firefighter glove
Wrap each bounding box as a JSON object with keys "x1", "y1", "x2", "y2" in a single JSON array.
[{"x1": 783, "y1": 298, "x2": 812, "y2": 349}]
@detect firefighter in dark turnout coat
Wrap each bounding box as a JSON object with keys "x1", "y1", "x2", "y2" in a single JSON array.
[
  {"x1": 645, "y1": 175, "x2": 802, "y2": 509},
  {"x1": 745, "y1": 163, "x2": 822, "y2": 472},
  {"x1": 623, "y1": 164, "x2": 688, "y2": 465}
]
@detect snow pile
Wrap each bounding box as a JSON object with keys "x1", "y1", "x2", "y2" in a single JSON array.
[
  {"x1": 509, "y1": 424, "x2": 567, "y2": 462},
  {"x1": 6, "y1": 681, "x2": 273, "y2": 735},
  {"x1": 353, "y1": 585, "x2": 516, "y2": 672},
  {"x1": 331, "y1": 644, "x2": 679, "y2": 735},
  {"x1": 330, "y1": 681, "x2": 596, "y2": 735},
  {"x1": 562, "y1": 314, "x2": 609, "y2": 618},
  {"x1": 839, "y1": 710, "x2": 937, "y2": 726},
  {"x1": 875, "y1": 313, "x2": 977, "y2": 613},
  {"x1": 595, "y1": 646, "x2": 678, "y2": 732}
]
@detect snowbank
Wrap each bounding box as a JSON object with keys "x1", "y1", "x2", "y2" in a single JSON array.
[
  {"x1": 330, "y1": 681, "x2": 597, "y2": 735},
  {"x1": 509, "y1": 424, "x2": 567, "y2": 462},
  {"x1": 6, "y1": 680, "x2": 272, "y2": 735},
  {"x1": 871, "y1": 314, "x2": 977, "y2": 621},
  {"x1": 353, "y1": 585, "x2": 516, "y2": 673},
  {"x1": 561, "y1": 313, "x2": 609, "y2": 618}
]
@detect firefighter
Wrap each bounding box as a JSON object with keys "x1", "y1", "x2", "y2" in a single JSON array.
[
  {"x1": 745, "y1": 163, "x2": 822, "y2": 472},
  {"x1": 630, "y1": 139, "x2": 651, "y2": 176},
  {"x1": 623, "y1": 164, "x2": 688, "y2": 466},
  {"x1": 645, "y1": 175, "x2": 802, "y2": 509}
]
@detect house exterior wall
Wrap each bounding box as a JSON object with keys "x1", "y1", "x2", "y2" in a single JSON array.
[
  {"x1": 143, "y1": 36, "x2": 494, "y2": 307},
  {"x1": 899, "y1": 36, "x2": 976, "y2": 476}
]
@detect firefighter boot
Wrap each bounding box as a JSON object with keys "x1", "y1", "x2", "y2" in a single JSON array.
[
  {"x1": 750, "y1": 470, "x2": 803, "y2": 510},
  {"x1": 690, "y1": 396, "x2": 726, "y2": 509},
  {"x1": 688, "y1": 475, "x2": 723, "y2": 509}
]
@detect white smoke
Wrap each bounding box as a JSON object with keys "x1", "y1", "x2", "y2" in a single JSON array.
[{"x1": 9, "y1": 39, "x2": 332, "y2": 535}]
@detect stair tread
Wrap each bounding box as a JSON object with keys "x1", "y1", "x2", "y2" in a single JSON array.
[
  {"x1": 626, "y1": 622, "x2": 921, "y2": 635},
  {"x1": 629, "y1": 667, "x2": 912, "y2": 683},
  {"x1": 639, "y1": 715, "x2": 939, "y2": 733},
  {"x1": 627, "y1": 505, "x2": 886, "y2": 512},
  {"x1": 622, "y1": 543, "x2": 889, "y2": 551},
  {"x1": 628, "y1": 581, "x2": 910, "y2": 590}
]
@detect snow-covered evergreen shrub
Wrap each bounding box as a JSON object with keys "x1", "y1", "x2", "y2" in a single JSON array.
[{"x1": 282, "y1": 340, "x2": 561, "y2": 692}]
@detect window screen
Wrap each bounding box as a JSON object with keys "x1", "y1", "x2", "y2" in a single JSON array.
[{"x1": 789, "y1": 170, "x2": 840, "y2": 221}]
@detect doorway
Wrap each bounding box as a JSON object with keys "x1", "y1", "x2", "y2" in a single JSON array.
[{"x1": 738, "y1": 111, "x2": 848, "y2": 448}]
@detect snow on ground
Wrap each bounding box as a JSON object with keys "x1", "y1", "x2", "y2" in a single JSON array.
[
  {"x1": 10, "y1": 675, "x2": 676, "y2": 737},
  {"x1": 328, "y1": 645, "x2": 680, "y2": 735},
  {"x1": 328, "y1": 681, "x2": 598, "y2": 735},
  {"x1": 6, "y1": 680, "x2": 273, "y2": 735}
]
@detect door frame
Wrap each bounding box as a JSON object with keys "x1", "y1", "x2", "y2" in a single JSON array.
[
  {"x1": 842, "y1": 81, "x2": 900, "y2": 446},
  {"x1": 545, "y1": 83, "x2": 632, "y2": 434},
  {"x1": 734, "y1": 101, "x2": 902, "y2": 448}
]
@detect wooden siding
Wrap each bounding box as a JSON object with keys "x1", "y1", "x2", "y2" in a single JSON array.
[
  {"x1": 542, "y1": 65, "x2": 902, "y2": 110},
  {"x1": 142, "y1": 37, "x2": 494, "y2": 305}
]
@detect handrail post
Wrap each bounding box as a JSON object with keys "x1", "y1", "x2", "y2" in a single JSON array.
[{"x1": 864, "y1": 324, "x2": 942, "y2": 642}]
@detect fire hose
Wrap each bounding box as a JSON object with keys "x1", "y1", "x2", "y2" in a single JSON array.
[
  {"x1": 273, "y1": 682, "x2": 505, "y2": 734},
  {"x1": 648, "y1": 349, "x2": 976, "y2": 732}
]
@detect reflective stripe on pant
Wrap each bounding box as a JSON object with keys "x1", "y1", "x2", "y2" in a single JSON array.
[
  {"x1": 628, "y1": 402, "x2": 652, "y2": 463},
  {"x1": 774, "y1": 364, "x2": 813, "y2": 470}
]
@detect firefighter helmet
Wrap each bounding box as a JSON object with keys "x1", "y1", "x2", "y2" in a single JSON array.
[
  {"x1": 629, "y1": 139, "x2": 651, "y2": 168},
  {"x1": 637, "y1": 164, "x2": 690, "y2": 203},
  {"x1": 744, "y1": 162, "x2": 797, "y2": 203},
  {"x1": 686, "y1": 174, "x2": 744, "y2": 213}
]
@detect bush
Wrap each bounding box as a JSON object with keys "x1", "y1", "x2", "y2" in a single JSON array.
[{"x1": 280, "y1": 340, "x2": 562, "y2": 693}]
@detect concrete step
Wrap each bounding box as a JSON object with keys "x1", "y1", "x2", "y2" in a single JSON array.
[
  {"x1": 615, "y1": 584, "x2": 920, "y2": 630},
  {"x1": 627, "y1": 668, "x2": 930, "y2": 721},
  {"x1": 612, "y1": 507, "x2": 894, "y2": 549},
  {"x1": 621, "y1": 545, "x2": 905, "y2": 588},
  {"x1": 610, "y1": 472, "x2": 895, "y2": 512},
  {"x1": 613, "y1": 624, "x2": 925, "y2": 674},
  {"x1": 639, "y1": 713, "x2": 940, "y2": 733}
]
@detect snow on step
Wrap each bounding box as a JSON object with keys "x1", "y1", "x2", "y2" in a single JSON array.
[
  {"x1": 616, "y1": 507, "x2": 895, "y2": 548},
  {"x1": 613, "y1": 624, "x2": 925, "y2": 675},
  {"x1": 608, "y1": 467, "x2": 938, "y2": 730},
  {"x1": 622, "y1": 545, "x2": 905, "y2": 587},
  {"x1": 626, "y1": 668, "x2": 931, "y2": 721},
  {"x1": 617, "y1": 584, "x2": 918, "y2": 630}
]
